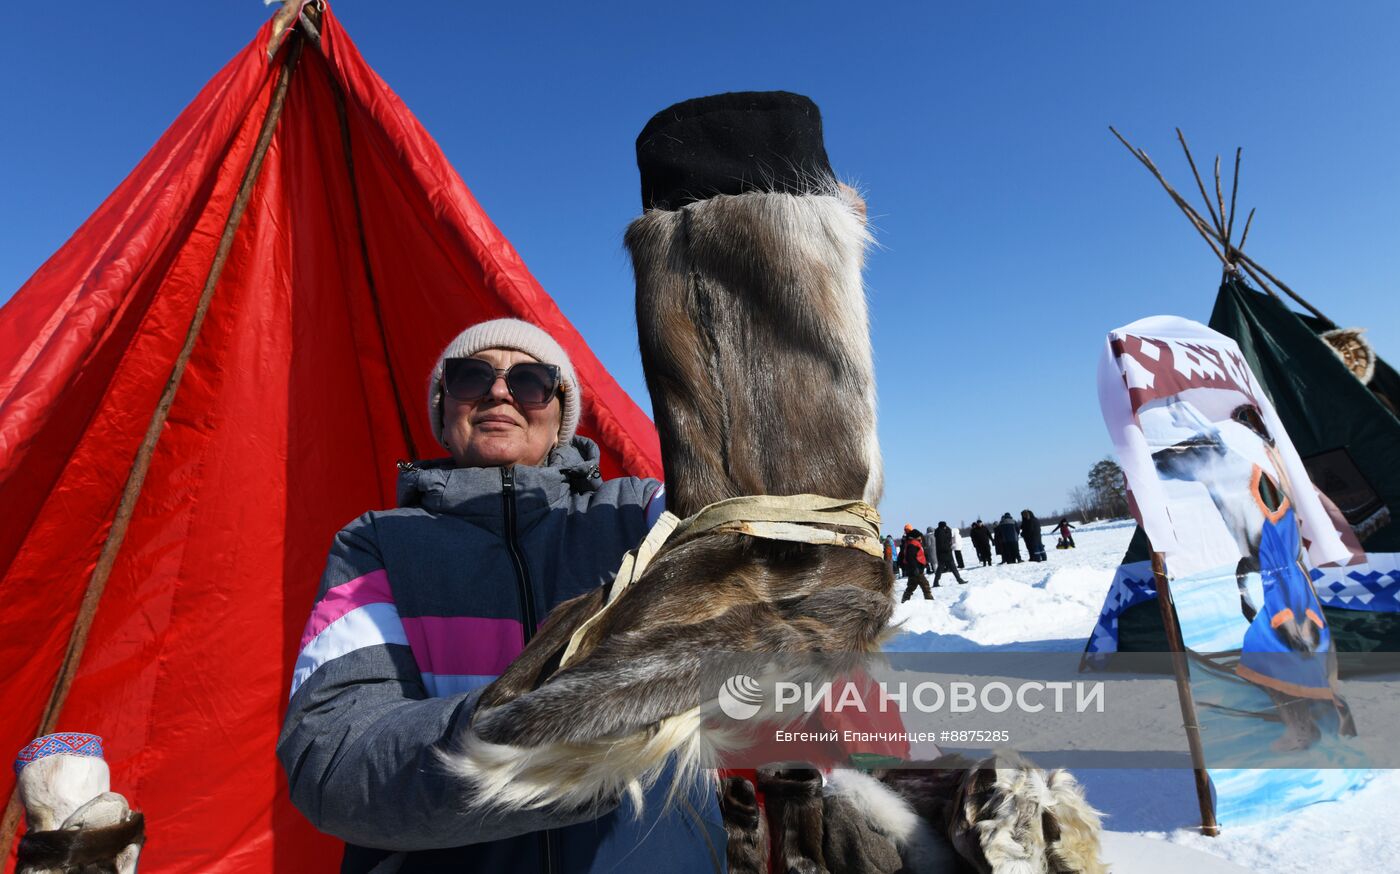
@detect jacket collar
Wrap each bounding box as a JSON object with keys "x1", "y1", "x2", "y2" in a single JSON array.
[{"x1": 394, "y1": 437, "x2": 603, "y2": 523}]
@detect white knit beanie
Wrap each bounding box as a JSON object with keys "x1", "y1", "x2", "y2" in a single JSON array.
[{"x1": 428, "y1": 318, "x2": 581, "y2": 449}]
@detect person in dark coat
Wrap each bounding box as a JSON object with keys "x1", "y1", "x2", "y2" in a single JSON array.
[
  {"x1": 1021, "y1": 509, "x2": 1047, "y2": 562},
  {"x1": 899, "y1": 525, "x2": 934, "y2": 600},
  {"x1": 932, "y1": 521, "x2": 967, "y2": 586},
  {"x1": 996, "y1": 513, "x2": 1022, "y2": 564},
  {"x1": 969, "y1": 520, "x2": 994, "y2": 566},
  {"x1": 1053, "y1": 518, "x2": 1076, "y2": 549}
]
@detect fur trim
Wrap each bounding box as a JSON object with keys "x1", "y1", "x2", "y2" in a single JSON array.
[
  {"x1": 950, "y1": 753, "x2": 1107, "y2": 874},
  {"x1": 442, "y1": 708, "x2": 724, "y2": 815},
  {"x1": 879, "y1": 754, "x2": 1106, "y2": 874},
  {"x1": 826, "y1": 769, "x2": 958, "y2": 871},
  {"x1": 1044, "y1": 769, "x2": 1108, "y2": 874},
  {"x1": 1321, "y1": 327, "x2": 1377, "y2": 384},
  {"x1": 825, "y1": 769, "x2": 919, "y2": 843}
]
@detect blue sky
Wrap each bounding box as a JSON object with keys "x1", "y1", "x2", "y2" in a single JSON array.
[{"x1": 3, "y1": 1, "x2": 1397, "y2": 533}]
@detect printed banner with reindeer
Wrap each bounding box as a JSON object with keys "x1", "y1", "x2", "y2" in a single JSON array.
[{"x1": 1098, "y1": 315, "x2": 1373, "y2": 825}]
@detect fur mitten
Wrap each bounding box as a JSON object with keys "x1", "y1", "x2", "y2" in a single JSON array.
[
  {"x1": 720, "y1": 775, "x2": 769, "y2": 874},
  {"x1": 880, "y1": 753, "x2": 1107, "y2": 874},
  {"x1": 820, "y1": 791, "x2": 904, "y2": 874},
  {"x1": 757, "y1": 766, "x2": 828, "y2": 874}
]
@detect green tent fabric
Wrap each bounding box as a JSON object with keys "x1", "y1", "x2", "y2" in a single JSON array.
[{"x1": 1208, "y1": 275, "x2": 1400, "y2": 551}]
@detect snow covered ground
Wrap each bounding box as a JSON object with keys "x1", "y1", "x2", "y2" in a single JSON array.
[{"x1": 885, "y1": 520, "x2": 1398, "y2": 874}]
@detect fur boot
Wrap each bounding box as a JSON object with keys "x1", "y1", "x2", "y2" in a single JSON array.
[
  {"x1": 15, "y1": 739, "x2": 143, "y2": 874},
  {"x1": 446, "y1": 92, "x2": 892, "y2": 814},
  {"x1": 720, "y1": 775, "x2": 769, "y2": 874},
  {"x1": 821, "y1": 769, "x2": 952, "y2": 874},
  {"x1": 880, "y1": 753, "x2": 1107, "y2": 874},
  {"x1": 758, "y1": 767, "x2": 828, "y2": 873}
]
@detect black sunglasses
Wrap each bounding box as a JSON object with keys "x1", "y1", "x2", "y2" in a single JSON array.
[{"x1": 443, "y1": 358, "x2": 561, "y2": 409}]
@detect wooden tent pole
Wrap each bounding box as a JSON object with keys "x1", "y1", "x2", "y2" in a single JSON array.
[
  {"x1": 327, "y1": 65, "x2": 421, "y2": 464},
  {"x1": 1112, "y1": 126, "x2": 1341, "y2": 329},
  {"x1": 1232, "y1": 251, "x2": 1337, "y2": 328},
  {"x1": 1, "y1": 35, "x2": 305, "y2": 854},
  {"x1": 1109, "y1": 128, "x2": 1231, "y2": 268},
  {"x1": 1176, "y1": 129, "x2": 1226, "y2": 239},
  {"x1": 1212, "y1": 155, "x2": 1228, "y2": 246},
  {"x1": 1151, "y1": 551, "x2": 1220, "y2": 837},
  {"x1": 1236, "y1": 207, "x2": 1255, "y2": 255},
  {"x1": 1225, "y1": 148, "x2": 1242, "y2": 245}
]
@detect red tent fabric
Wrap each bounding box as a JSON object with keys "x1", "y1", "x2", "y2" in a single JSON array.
[{"x1": 0, "y1": 8, "x2": 661, "y2": 872}]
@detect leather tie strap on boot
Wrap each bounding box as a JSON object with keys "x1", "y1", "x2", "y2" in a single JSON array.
[{"x1": 559, "y1": 494, "x2": 882, "y2": 668}]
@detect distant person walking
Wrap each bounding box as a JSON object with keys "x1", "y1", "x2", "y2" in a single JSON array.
[
  {"x1": 925, "y1": 526, "x2": 937, "y2": 572},
  {"x1": 899, "y1": 525, "x2": 934, "y2": 601},
  {"x1": 970, "y1": 519, "x2": 994, "y2": 567},
  {"x1": 951, "y1": 524, "x2": 966, "y2": 569},
  {"x1": 883, "y1": 534, "x2": 896, "y2": 576},
  {"x1": 996, "y1": 512, "x2": 1022, "y2": 564},
  {"x1": 1021, "y1": 509, "x2": 1047, "y2": 562},
  {"x1": 932, "y1": 521, "x2": 967, "y2": 586},
  {"x1": 1053, "y1": 518, "x2": 1076, "y2": 549}
]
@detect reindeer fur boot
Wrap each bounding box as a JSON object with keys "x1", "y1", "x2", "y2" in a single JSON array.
[
  {"x1": 14, "y1": 734, "x2": 143, "y2": 874},
  {"x1": 879, "y1": 753, "x2": 1107, "y2": 874},
  {"x1": 720, "y1": 775, "x2": 768, "y2": 874},
  {"x1": 446, "y1": 91, "x2": 892, "y2": 814},
  {"x1": 758, "y1": 767, "x2": 828, "y2": 873}
]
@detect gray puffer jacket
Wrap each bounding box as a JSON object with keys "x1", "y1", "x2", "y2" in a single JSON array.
[{"x1": 277, "y1": 437, "x2": 726, "y2": 872}]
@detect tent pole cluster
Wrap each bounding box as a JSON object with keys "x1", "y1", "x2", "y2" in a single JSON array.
[
  {"x1": 1108, "y1": 126, "x2": 1337, "y2": 330},
  {"x1": 0, "y1": 26, "x2": 310, "y2": 858}
]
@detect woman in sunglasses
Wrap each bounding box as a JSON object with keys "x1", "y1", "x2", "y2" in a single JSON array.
[{"x1": 279, "y1": 319, "x2": 722, "y2": 873}]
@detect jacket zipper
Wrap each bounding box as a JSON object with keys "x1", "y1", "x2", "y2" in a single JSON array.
[
  {"x1": 501, "y1": 466, "x2": 539, "y2": 643},
  {"x1": 500, "y1": 467, "x2": 552, "y2": 873},
  {"x1": 542, "y1": 830, "x2": 556, "y2": 873}
]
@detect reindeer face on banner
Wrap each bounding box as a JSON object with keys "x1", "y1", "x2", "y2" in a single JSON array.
[
  {"x1": 1150, "y1": 400, "x2": 1288, "y2": 563},
  {"x1": 1147, "y1": 396, "x2": 1321, "y2": 649}
]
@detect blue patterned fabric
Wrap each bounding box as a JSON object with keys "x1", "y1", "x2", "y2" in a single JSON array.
[
  {"x1": 14, "y1": 732, "x2": 104, "y2": 774},
  {"x1": 1084, "y1": 559, "x2": 1157, "y2": 657},
  {"x1": 1087, "y1": 551, "x2": 1400, "y2": 659},
  {"x1": 1309, "y1": 552, "x2": 1400, "y2": 612}
]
